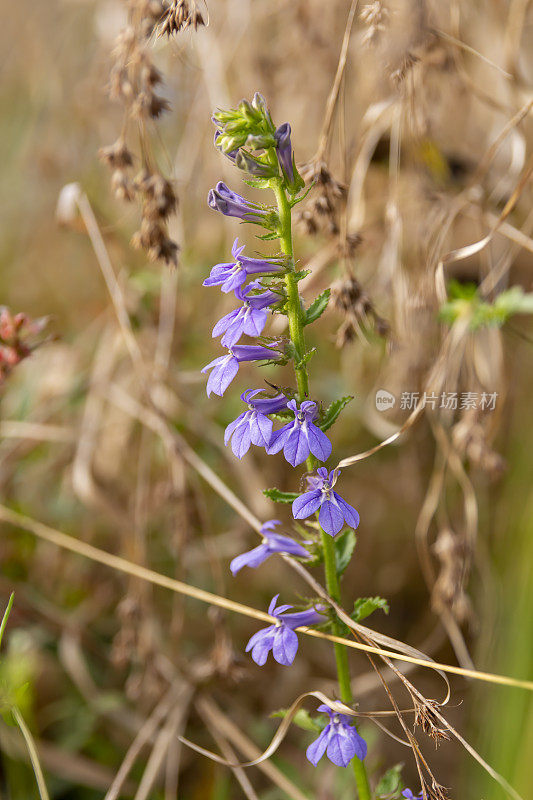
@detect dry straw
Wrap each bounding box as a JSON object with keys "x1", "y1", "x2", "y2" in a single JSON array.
[{"x1": 0, "y1": 504, "x2": 531, "y2": 694}]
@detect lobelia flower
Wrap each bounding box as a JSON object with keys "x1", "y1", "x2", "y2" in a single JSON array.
[
  {"x1": 212, "y1": 281, "x2": 279, "y2": 348},
  {"x1": 203, "y1": 238, "x2": 284, "y2": 294},
  {"x1": 292, "y1": 467, "x2": 360, "y2": 537},
  {"x1": 402, "y1": 791, "x2": 423, "y2": 800},
  {"x1": 230, "y1": 520, "x2": 310, "y2": 575},
  {"x1": 306, "y1": 704, "x2": 367, "y2": 768},
  {"x1": 225, "y1": 388, "x2": 287, "y2": 458},
  {"x1": 208, "y1": 181, "x2": 271, "y2": 221},
  {"x1": 245, "y1": 594, "x2": 325, "y2": 666},
  {"x1": 274, "y1": 123, "x2": 304, "y2": 193},
  {"x1": 267, "y1": 399, "x2": 332, "y2": 466},
  {"x1": 202, "y1": 346, "x2": 280, "y2": 397}
]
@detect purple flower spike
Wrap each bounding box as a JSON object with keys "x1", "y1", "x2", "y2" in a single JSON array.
[
  {"x1": 267, "y1": 399, "x2": 332, "y2": 466},
  {"x1": 203, "y1": 238, "x2": 284, "y2": 294},
  {"x1": 245, "y1": 594, "x2": 325, "y2": 666},
  {"x1": 225, "y1": 388, "x2": 287, "y2": 458},
  {"x1": 274, "y1": 123, "x2": 303, "y2": 193},
  {"x1": 207, "y1": 181, "x2": 269, "y2": 221},
  {"x1": 230, "y1": 520, "x2": 310, "y2": 575},
  {"x1": 306, "y1": 704, "x2": 367, "y2": 768},
  {"x1": 212, "y1": 281, "x2": 278, "y2": 347},
  {"x1": 202, "y1": 346, "x2": 280, "y2": 397},
  {"x1": 402, "y1": 791, "x2": 423, "y2": 800},
  {"x1": 292, "y1": 468, "x2": 359, "y2": 537}
]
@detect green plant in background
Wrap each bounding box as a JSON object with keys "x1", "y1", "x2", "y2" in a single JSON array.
[
  {"x1": 439, "y1": 281, "x2": 533, "y2": 331},
  {"x1": 0, "y1": 594, "x2": 50, "y2": 800}
]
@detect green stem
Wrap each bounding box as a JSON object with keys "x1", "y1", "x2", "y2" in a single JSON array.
[{"x1": 270, "y1": 167, "x2": 371, "y2": 800}]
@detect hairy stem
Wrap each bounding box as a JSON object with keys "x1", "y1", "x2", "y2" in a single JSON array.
[{"x1": 270, "y1": 169, "x2": 371, "y2": 800}]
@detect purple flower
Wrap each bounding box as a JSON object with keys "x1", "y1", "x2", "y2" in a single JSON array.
[
  {"x1": 274, "y1": 123, "x2": 303, "y2": 193},
  {"x1": 208, "y1": 181, "x2": 270, "y2": 221},
  {"x1": 225, "y1": 388, "x2": 287, "y2": 458},
  {"x1": 202, "y1": 346, "x2": 280, "y2": 397},
  {"x1": 212, "y1": 282, "x2": 279, "y2": 347},
  {"x1": 267, "y1": 399, "x2": 332, "y2": 466},
  {"x1": 306, "y1": 704, "x2": 367, "y2": 768},
  {"x1": 203, "y1": 238, "x2": 283, "y2": 294},
  {"x1": 230, "y1": 520, "x2": 310, "y2": 575},
  {"x1": 245, "y1": 594, "x2": 325, "y2": 666},
  {"x1": 402, "y1": 791, "x2": 423, "y2": 800},
  {"x1": 292, "y1": 468, "x2": 359, "y2": 537}
]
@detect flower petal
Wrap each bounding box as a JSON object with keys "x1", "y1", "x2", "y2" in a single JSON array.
[
  {"x1": 283, "y1": 427, "x2": 311, "y2": 467},
  {"x1": 306, "y1": 423, "x2": 332, "y2": 462},
  {"x1": 318, "y1": 498, "x2": 344, "y2": 536},
  {"x1": 326, "y1": 726, "x2": 358, "y2": 767},
  {"x1": 335, "y1": 493, "x2": 360, "y2": 530},
  {"x1": 229, "y1": 419, "x2": 252, "y2": 459},
  {"x1": 249, "y1": 412, "x2": 273, "y2": 448},
  {"x1": 272, "y1": 626, "x2": 299, "y2": 665},
  {"x1": 292, "y1": 490, "x2": 322, "y2": 519},
  {"x1": 230, "y1": 544, "x2": 270, "y2": 575},
  {"x1": 266, "y1": 423, "x2": 293, "y2": 455},
  {"x1": 206, "y1": 356, "x2": 239, "y2": 397},
  {"x1": 306, "y1": 727, "x2": 330, "y2": 767}
]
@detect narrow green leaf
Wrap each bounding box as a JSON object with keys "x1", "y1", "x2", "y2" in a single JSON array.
[
  {"x1": 263, "y1": 488, "x2": 299, "y2": 504},
  {"x1": 270, "y1": 708, "x2": 323, "y2": 732},
  {"x1": 304, "y1": 289, "x2": 331, "y2": 326},
  {"x1": 334, "y1": 529, "x2": 357, "y2": 577},
  {"x1": 293, "y1": 269, "x2": 311, "y2": 282},
  {"x1": 318, "y1": 395, "x2": 353, "y2": 432},
  {"x1": 351, "y1": 596, "x2": 389, "y2": 623}
]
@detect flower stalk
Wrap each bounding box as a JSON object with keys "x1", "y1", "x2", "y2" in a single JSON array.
[{"x1": 268, "y1": 153, "x2": 371, "y2": 800}]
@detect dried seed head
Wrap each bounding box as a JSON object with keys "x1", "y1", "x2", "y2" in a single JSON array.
[
  {"x1": 360, "y1": 2, "x2": 389, "y2": 47},
  {"x1": 99, "y1": 139, "x2": 134, "y2": 169},
  {"x1": 332, "y1": 276, "x2": 389, "y2": 345},
  {"x1": 142, "y1": 173, "x2": 178, "y2": 218},
  {"x1": 158, "y1": 0, "x2": 205, "y2": 37},
  {"x1": 431, "y1": 528, "x2": 473, "y2": 624},
  {"x1": 389, "y1": 52, "x2": 420, "y2": 85},
  {"x1": 111, "y1": 170, "x2": 135, "y2": 202},
  {"x1": 297, "y1": 160, "x2": 347, "y2": 237},
  {"x1": 452, "y1": 409, "x2": 506, "y2": 478},
  {"x1": 414, "y1": 699, "x2": 451, "y2": 742},
  {"x1": 132, "y1": 91, "x2": 171, "y2": 119}
]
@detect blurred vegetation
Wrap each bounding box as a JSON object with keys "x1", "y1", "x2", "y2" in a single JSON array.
[{"x1": 1, "y1": 0, "x2": 532, "y2": 798}]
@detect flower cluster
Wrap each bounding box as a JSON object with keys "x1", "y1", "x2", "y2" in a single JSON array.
[{"x1": 202, "y1": 94, "x2": 365, "y2": 772}]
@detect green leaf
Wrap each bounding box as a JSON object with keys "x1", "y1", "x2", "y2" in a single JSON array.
[
  {"x1": 334, "y1": 529, "x2": 357, "y2": 577},
  {"x1": 0, "y1": 593, "x2": 14, "y2": 649},
  {"x1": 294, "y1": 348, "x2": 316, "y2": 369},
  {"x1": 304, "y1": 289, "x2": 331, "y2": 326},
  {"x1": 270, "y1": 708, "x2": 323, "y2": 732},
  {"x1": 263, "y1": 488, "x2": 300, "y2": 504},
  {"x1": 293, "y1": 269, "x2": 311, "y2": 282},
  {"x1": 376, "y1": 763, "x2": 404, "y2": 796},
  {"x1": 351, "y1": 596, "x2": 389, "y2": 623},
  {"x1": 318, "y1": 395, "x2": 353, "y2": 432},
  {"x1": 243, "y1": 177, "x2": 272, "y2": 190}
]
